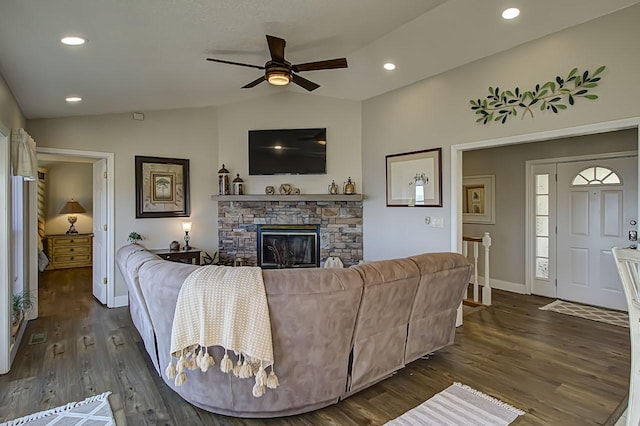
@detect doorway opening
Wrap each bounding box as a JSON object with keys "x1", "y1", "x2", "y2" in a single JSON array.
[
  {"x1": 451, "y1": 118, "x2": 640, "y2": 306},
  {"x1": 35, "y1": 147, "x2": 115, "y2": 311}
]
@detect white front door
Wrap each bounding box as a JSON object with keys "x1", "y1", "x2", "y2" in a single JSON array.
[
  {"x1": 92, "y1": 159, "x2": 107, "y2": 304},
  {"x1": 556, "y1": 157, "x2": 637, "y2": 311}
]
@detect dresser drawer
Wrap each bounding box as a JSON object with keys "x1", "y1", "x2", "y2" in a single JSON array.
[
  {"x1": 52, "y1": 254, "x2": 92, "y2": 264},
  {"x1": 52, "y1": 245, "x2": 92, "y2": 255},
  {"x1": 53, "y1": 236, "x2": 92, "y2": 246}
]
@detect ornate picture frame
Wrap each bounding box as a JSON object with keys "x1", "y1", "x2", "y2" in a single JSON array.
[
  {"x1": 135, "y1": 155, "x2": 190, "y2": 218},
  {"x1": 386, "y1": 148, "x2": 442, "y2": 207}
]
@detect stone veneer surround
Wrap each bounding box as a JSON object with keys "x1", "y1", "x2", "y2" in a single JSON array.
[{"x1": 217, "y1": 199, "x2": 363, "y2": 267}]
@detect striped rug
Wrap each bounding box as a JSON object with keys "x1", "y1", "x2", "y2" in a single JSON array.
[
  {"x1": 1, "y1": 392, "x2": 115, "y2": 425},
  {"x1": 539, "y1": 299, "x2": 629, "y2": 328},
  {"x1": 385, "y1": 383, "x2": 525, "y2": 425}
]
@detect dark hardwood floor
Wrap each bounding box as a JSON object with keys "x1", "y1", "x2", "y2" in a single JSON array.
[{"x1": 0, "y1": 268, "x2": 631, "y2": 425}]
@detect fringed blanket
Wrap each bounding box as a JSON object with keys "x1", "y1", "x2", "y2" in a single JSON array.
[{"x1": 165, "y1": 265, "x2": 279, "y2": 397}]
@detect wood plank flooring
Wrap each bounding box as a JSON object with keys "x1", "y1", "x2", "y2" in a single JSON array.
[{"x1": 0, "y1": 267, "x2": 631, "y2": 425}]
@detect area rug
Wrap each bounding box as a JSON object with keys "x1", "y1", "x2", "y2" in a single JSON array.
[
  {"x1": 385, "y1": 382, "x2": 525, "y2": 425},
  {"x1": 1, "y1": 391, "x2": 115, "y2": 426},
  {"x1": 539, "y1": 299, "x2": 629, "y2": 328}
]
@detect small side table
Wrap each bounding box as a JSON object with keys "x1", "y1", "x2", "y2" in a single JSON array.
[{"x1": 150, "y1": 247, "x2": 202, "y2": 265}]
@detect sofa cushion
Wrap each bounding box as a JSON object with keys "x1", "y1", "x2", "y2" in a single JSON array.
[
  {"x1": 230, "y1": 267, "x2": 363, "y2": 415},
  {"x1": 347, "y1": 258, "x2": 420, "y2": 393},
  {"x1": 116, "y1": 244, "x2": 163, "y2": 373},
  {"x1": 405, "y1": 253, "x2": 472, "y2": 363}
]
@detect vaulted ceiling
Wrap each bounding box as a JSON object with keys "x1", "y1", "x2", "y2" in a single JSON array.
[{"x1": 0, "y1": 0, "x2": 638, "y2": 119}]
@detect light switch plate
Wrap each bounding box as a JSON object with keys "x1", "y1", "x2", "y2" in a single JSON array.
[{"x1": 432, "y1": 217, "x2": 444, "y2": 228}]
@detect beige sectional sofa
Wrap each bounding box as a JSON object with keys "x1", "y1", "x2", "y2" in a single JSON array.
[{"x1": 116, "y1": 244, "x2": 471, "y2": 418}]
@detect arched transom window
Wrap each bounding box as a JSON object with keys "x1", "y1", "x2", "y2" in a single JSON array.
[{"x1": 571, "y1": 166, "x2": 621, "y2": 186}]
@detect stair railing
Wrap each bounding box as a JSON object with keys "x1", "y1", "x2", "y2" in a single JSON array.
[{"x1": 462, "y1": 232, "x2": 492, "y2": 306}]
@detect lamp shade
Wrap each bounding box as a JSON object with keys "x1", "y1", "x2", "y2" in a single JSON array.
[
  {"x1": 60, "y1": 200, "x2": 86, "y2": 214},
  {"x1": 182, "y1": 222, "x2": 192, "y2": 232}
]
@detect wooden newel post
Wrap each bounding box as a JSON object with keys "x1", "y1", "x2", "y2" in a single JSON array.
[{"x1": 482, "y1": 232, "x2": 492, "y2": 306}]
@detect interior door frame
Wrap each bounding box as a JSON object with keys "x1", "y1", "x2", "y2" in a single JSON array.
[
  {"x1": 35, "y1": 147, "x2": 116, "y2": 307},
  {"x1": 0, "y1": 125, "x2": 11, "y2": 374},
  {"x1": 450, "y1": 117, "x2": 640, "y2": 258},
  {"x1": 525, "y1": 150, "x2": 638, "y2": 296}
]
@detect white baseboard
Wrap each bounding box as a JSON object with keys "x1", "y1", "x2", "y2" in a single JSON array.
[
  {"x1": 112, "y1": 294, "x2": 129, "y2": 308},
  {"x1": 477, "y1": 277, "x2": 527, "y2": 294}
]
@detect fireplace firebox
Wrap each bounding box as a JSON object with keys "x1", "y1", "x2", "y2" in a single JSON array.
[{"x1": 257, "y1": 225, "x2": 320, "y2": 269}]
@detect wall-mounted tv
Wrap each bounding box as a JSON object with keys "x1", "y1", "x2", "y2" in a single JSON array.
[{"x1": 248, "y1": 128, "x2": 326, "y2": 175}]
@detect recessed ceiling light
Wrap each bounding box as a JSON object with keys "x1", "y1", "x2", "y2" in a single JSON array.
[
  {"x1": 65, "y1": 96, "x2": 83, "y2": 103},
  {"x1": 273, "y1": 145, "x2": 282, "y2": 150},
  {"x1": 502, "y1": 8, "x2": 520, "y2": 20},
  {"x1": 61, "y1": 36, "x2": 86, "y2": 46},
  {"x1": 383, "y1": 63, "x2": 396, "y2": 71}
]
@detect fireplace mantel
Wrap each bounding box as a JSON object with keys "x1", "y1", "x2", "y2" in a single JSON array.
[{"x1": 211, "y1": 194, "x2": 363, "y2": 202}]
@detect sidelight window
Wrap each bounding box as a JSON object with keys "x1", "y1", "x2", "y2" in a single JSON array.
[{"x1": 535, "y1": 174, "x2": 549, "y2": 280}]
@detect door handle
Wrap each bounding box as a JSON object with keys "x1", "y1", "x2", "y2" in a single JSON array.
[{"x1": 629, "y1": 230, "x2": 638, "y2": 242}]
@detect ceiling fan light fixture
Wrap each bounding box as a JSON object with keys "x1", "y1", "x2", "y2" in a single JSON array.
[{"x1": 267, "y1": 72, "x2": 291, "y2": 86}]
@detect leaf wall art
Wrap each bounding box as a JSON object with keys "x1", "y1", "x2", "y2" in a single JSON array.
[{"x1": 470, "y1": 66, "x2": 605, "y2": 125}]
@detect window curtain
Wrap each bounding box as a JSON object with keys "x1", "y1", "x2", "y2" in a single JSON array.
[{"x1": 10, "y1": 128, "x2": 37, "y2": 181}]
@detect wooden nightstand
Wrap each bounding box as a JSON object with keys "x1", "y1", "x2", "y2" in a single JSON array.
[
  {"x1": 150, "y1": 247, "x2": 201, "y2": 265},
  {"x1": 45, "y1": 233, "x2": 93, "y2": 270}
]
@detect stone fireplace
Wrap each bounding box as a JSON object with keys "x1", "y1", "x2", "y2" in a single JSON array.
[
  {"x1": 215, "y1": 195, "x2": 363, "y2": 267},
  {"x1": 258, "y1": 225, "x2": 320, "y2": 268}
]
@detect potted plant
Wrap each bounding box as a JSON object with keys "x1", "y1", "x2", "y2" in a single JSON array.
[
  {"x1": 128, "y1": 232, "x2": 144, "y2": 244},
  {"x1": 12, "y1": 291, "x2": 34, "y2": 337}
]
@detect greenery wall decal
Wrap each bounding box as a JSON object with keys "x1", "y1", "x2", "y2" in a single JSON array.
[{"x1": 470, "y1": 66, "x2": 605, "y2": 125}]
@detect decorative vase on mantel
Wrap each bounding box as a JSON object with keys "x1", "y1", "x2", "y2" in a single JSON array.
[
  {"x1": 343, "y1": 177, "x2": 356, "y2": 195},
  {"x1": 218, "y1": 164, "x2": 230, "y2": 195},
  {"x1": 328, "y1": 180, "x2": 339, "y2": 195}
]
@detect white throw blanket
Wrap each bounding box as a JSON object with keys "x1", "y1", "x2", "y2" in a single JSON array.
[{"x1": 165, "y1": 265, "x2": 279, "y2": 397}]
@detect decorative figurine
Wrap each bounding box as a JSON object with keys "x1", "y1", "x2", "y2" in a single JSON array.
[
  {"x1": 344, "y1": 177, "x2": 356, "y2": 195},
  {"x1": 279, "y1": 183, "x2": 292, "y2": 195},
  {"x1": 232, "y1": 173, "x2": 244, "y2": 195},
  {"x1": 218, "y1": 164, "x2": 230, "y2": 195},
  {"x1": 328, "y1": 180, "x2": 339, "y2": 195}
]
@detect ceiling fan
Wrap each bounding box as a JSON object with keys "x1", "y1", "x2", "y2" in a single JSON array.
[{"x1": 206, "y1": 35, "x2": 348, "y2": 92}]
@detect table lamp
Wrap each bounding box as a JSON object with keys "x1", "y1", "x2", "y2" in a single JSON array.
[
  {"x1": 182, "y1": 222, "x2": 192, "y2": 250},
  {"x1": 60, "y1": 199, "x2": 86, "y2": 234}
]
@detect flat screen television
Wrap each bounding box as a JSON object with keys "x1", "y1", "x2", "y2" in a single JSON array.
[{"x1": 248, "y1": 128, "x2": 326, "y2": 175}]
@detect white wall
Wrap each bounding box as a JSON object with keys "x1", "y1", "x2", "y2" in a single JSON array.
[
  {"x1": 463, "y1": 129, "x2": 637, "y2": 286},
  {"x1": 362, "y1": 4, "x2": 640, "y2": 261},
  {"x1": 43, "y1": 162, "x2": 94, "y2": 235},
  {"x1": 0, "y1": 72, "x2": 25, "y2": 130},
  {"x1": 27, "y1": 107, "x2": 219, "y2": 297},
  {"x1": 218, "y1": 92, "x2": 362, "y2": 195},
  {"x1": 26, "y1": 92, "x2": 362, "y2": 300}
]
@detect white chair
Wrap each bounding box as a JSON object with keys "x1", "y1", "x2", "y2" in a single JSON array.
[{"x1": 612, "y1": 247, "x2": 640, "y2": 426}]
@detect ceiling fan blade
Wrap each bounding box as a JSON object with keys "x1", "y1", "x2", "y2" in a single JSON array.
[
  {"x1": 206, "y1": 58, "x2": 265, "y2": 70},
  {"x1": 266, "y1": 35, "x2": 286, "y2": 63},
  {"x1": 242, "y1": 76, "x2": 266, "y2": 88},
  {"x1": 293, "y1": 58, "x2": 348, "y2": 73},
  {"x1": 292, "y1": 74, "x2": 320, "y2": 92}
]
